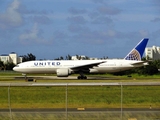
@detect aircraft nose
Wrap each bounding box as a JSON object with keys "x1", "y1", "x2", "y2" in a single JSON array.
[
  {"x1": 13, "y1": 67, "x2": 16, "y2": 71},
  {"x1": 13, "y1": 66, "x2": 18, "y2": 71}
]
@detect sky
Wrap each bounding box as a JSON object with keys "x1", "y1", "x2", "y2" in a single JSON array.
[{"x1": 0, "y1": 0, "x2": 160, "y2": 60}]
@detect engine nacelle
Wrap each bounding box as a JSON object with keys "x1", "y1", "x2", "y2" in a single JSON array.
[{"x1": 56, "y1": 68, "x2": 71, "y2": 77}]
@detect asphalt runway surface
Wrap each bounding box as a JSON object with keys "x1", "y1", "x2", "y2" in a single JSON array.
[
  {"x1": 0, "y1": 108, "x2": 160, "y2": 120},
  {"x1": 0, "y1": 108, "x2": 160, "y2": 112}
]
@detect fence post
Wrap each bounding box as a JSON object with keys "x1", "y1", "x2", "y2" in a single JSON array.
[
  {"x1": 66, "y1": 84, "x2": 68, "y2": 120},
  {"x1": 121, "y1": 82, "x2": 123, "y2": 120},
  {"x1": 8, "y1": 85, "x2": 12, "y2": 120}
]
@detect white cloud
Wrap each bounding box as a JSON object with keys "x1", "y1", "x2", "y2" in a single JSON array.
[
  {"x1": 97, "y1": 6, "x2": 121, "y2": 15},
  {"x1": 30, "y1": 15, "x2": 52, "y2": 25},
  {"x1": 139, "y1": 30, "x2": 149, "y2": 37},
  {"x1": 106, "y1": 30, "x2": 116, "y2": 37},
  {"x1": 0, "y1": 0, "x2": 23, "y2": 29},
  {"x1": 91, "y1": 16, "x2": 113, "y2": 24},
  {"x1": 19, "y1": 23, "x2": 46, "y2": 44},
  {"x1": 68, "y1": 7, "x2": 87, "y2": 15},
  {"x1": 67, "y1": 16, "x2": 87, "y2": 24}
]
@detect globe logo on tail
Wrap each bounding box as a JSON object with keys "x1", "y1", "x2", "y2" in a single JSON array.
[{"x1": 125, "y1": 49, "x2": 141, "y2": 61}]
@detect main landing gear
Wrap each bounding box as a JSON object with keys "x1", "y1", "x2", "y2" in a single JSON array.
[
  {"x1": 77, "y1": 72, "x2": 87, "y2": 79},
  {"x1": 77, "y1": 75, "x2": 87, "y2": 79}
]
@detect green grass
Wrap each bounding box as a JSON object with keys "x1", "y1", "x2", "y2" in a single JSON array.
[{"x1": 0, "y1": 86, "x2": 160, "y2": 109}]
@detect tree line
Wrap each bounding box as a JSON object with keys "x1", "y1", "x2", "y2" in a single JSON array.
[{"x1": 54, "y1": 54, "x2": 90, "y2": 60}]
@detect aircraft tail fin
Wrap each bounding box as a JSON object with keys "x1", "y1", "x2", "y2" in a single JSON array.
[{"x1": 124, "y1": 38, "x2": 149, "y2": 61}]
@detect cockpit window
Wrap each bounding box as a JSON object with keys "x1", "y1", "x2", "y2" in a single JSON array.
[{"x1": 16, "y1": 65, "x2": 19, "y2": 67}]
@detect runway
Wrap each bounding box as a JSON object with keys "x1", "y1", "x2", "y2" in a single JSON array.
[
  {"x1": 0, "y1": 108, "x2": 160, "y2": 112},
  {"x1": 0, "y1": 108, "x2": 160, "y2": 120}
]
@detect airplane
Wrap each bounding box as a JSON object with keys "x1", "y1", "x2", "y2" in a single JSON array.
[{"x1": 13, "y1": 38, "x2": 149, "y2": 79}]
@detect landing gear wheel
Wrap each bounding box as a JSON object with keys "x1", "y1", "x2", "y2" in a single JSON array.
[
  {"x1": 77, "y1": 76, "x2": 81, "y2": 79},
  {"x1": 77, "y1": 76, "x2": 87, "y2": 79},
  {"x1": 83, "y1": 76, "x2": 87, "y2": 79}
]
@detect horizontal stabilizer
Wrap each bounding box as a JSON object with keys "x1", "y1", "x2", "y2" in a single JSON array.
[{"x1": 131, "y1": 61, "x2": 148, "y2": 65}]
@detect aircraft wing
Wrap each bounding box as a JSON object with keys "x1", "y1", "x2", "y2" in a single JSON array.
[{"x1": 70, "y1": 61, "x2": 106, "y2": 70}]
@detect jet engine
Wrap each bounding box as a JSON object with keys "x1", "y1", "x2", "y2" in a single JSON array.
[{"x1": 56, "y1": 68, "x2": 71, "y2": 77}]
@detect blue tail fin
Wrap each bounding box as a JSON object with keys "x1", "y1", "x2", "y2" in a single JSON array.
[{"x1": 124, "y1": 38, "x2": 149, "y2": 61}]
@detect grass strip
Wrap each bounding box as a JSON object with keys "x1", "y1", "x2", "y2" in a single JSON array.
[{"x1": 0, "y1": 86, "x2": 159, "y2": 109}]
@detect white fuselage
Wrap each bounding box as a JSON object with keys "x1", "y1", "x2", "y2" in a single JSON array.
[
  {"x1": 13, "y1": 38, "x2": 148, "y2": 79},
  {"x1": 13, "y1": 59, "x2": 146, "y2": 74}
]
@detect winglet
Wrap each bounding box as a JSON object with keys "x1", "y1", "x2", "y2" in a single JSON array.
[{"x1": 124, "y1": 38, "x2": 149, "y2": 61}]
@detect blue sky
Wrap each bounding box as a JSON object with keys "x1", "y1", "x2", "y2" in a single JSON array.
[{"x1": 0, "y1": 0, "x2": 160, "y2": 59}]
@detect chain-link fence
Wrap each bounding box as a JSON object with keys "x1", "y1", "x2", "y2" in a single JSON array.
[{"x1": 0, "y1": 82, "x2": 160, "y2": 120}]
